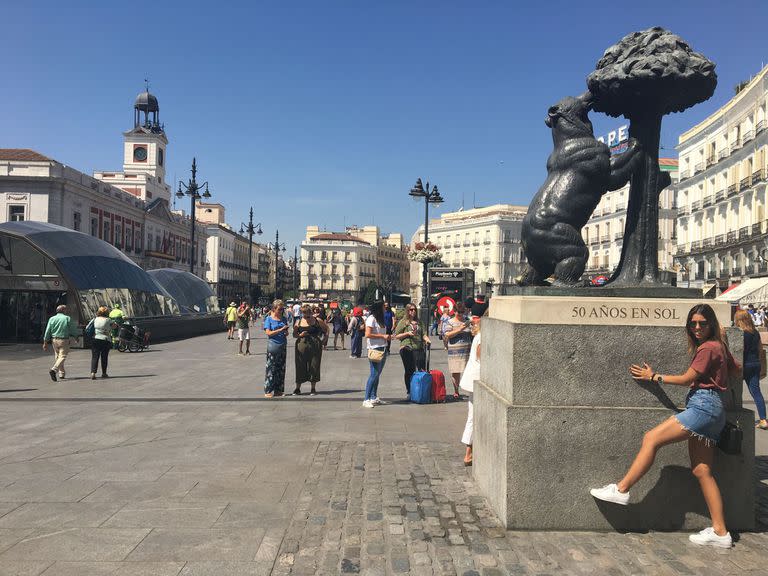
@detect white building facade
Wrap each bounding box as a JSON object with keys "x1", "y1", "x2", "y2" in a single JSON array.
[
  {"x1": 410, "y1": 204, "x2": 528, "y2": 304},
  {"x1": 674, "y1": 64, "x2": 768, "y2": 289},
  {"x1": 0, "y1": 90, "x2": 209, "y2": 279}
]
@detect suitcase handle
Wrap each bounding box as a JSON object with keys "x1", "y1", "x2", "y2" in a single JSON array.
[{"x1": 426, "y1": 346, "x2": 430, "y2": 372}]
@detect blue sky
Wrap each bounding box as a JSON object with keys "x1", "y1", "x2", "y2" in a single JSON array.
[{"x1": 2, "y1": 1, "x2": 766, "y2": 251}]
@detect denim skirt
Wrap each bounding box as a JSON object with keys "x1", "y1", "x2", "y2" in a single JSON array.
[{"x1": 675, "y1": 388, "x2": 726, "y2": 444}]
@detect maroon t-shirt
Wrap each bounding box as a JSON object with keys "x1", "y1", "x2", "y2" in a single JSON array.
[{"x1": 689, "y1": 339, "x2": 735, "y2": 392}]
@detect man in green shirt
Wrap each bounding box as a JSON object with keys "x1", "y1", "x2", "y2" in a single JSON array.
[
  {"x1": 225, "y1": 302, "x2": 238, "y2": 340},
  {"x1": 237, "y1": 302, "x2": 252, "y2": 355},
  {"x1": 42, "y1": 305, "x2": 80, "y2": 381}
]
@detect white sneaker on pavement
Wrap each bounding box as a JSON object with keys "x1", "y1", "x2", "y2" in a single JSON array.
[
  {"x1": 589, "y1": 483, "x2": 630, "y2": 505},
  {"x1": 688, "y1": 527, "x2": 732, "y2": 548},
  {"x1": 362, "y1": 400, "x2": 375, "y2": 408},
  {"x1": 372, "y1": 398, "x2": 387, "y2": 405}
]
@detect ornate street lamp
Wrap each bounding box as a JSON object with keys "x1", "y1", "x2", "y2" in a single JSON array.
[
  {"x1": 175, "y1": 158, "x2": 211, "y2": 275},
  {"x1": 267, "y1": 229, "x2": 287, "y2": 299},
  {"x1": 409, "y1": 177, "x2": 444, "y2": 322},
  {"x1": 239, "y1": 207, "x2": 263, "y2": 303}
]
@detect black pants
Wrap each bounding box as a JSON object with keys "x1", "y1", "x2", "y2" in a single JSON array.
[
  {"x1": 90, "y1": 338, "x2": 110, "y2": 374},
  {"x1": 399, "y1": 347, "x2": 426, "y2": 393}
]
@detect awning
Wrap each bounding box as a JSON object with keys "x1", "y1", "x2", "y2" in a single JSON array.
[{"x1": 715, "y1": 277, "x2": 768, "y2": 304}]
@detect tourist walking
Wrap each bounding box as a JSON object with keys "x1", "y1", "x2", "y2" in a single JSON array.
[
  {"x1": 362, "y1": 300, "x2": 390, "y2": 408},
  {"x1": 460, "y1": 313, "x2": 483, "y2": 466},
  {"x1": 734, "y1": 309, "x2": 768, "y2": 430},
  {"x1": 443, "y1": 301, "x2": 472, "y2": 399},
  {"x1": 313, "y1": 306, "x2": 330, "y2": 350},
  {"x1": 348, "y1": 307, "x2": 364, "y2": 358},
  {"x1": 331, "y1": 308, "x2": 347, "y2": 350},
  {"x1": 85, "y1": 306, "x2": 116, "y2": 380},
  {"x1": 293, "y1": 304, "x2": 328, "y2": 395},
  {"x1": 225, "y1": 302, "x2": 238, "y2": 339},
  {"x1": 590, "y1": 303, "x2": 736, "y2": 548},
  {"x1": 263, "y1": 299, "x2": 289, "y2": 398},
  {"x1": 393, "y1": 303, "x2": 430, "y2": 397},
  {"x1": 42, "y1": 304, "x2": 80, "y2": 381},
  {"x1": 237, "y1": 302, "x2": 252, "y2": 355}
]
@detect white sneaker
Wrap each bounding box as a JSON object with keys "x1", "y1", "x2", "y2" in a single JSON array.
[
  {"x1": 688, "y1": 527, "x2": 732, "y2": 548},
  {"x1": 372, "y1": 398, "x2": 387, "y2": 405},
  {"x1": 589, "y1": 483, "x2": 630, "y2": 505},
  {"x1": 362, "y1": 400, "x2": 375, "y2": 408}
]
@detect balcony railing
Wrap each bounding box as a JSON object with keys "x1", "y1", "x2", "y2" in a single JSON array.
[
  {"x1": 589, "y1": 238, "x2": 599, "y2": 245},
  {"x1": 715, "y1": 189, "x2": 726, "y2": 202},
  {"x1": 613, "y1": 232, "x2": 623, "y2": 240},
  {"x1": 702, "y1": 195, "x2": 714, "y2": 208},
  {"x1": 706, "y1": 155, "x2": 716, "y2": 167},
  {"x1": 600, "y1": 235, "x2": 610, "y2": 243},
  {"x1": 714, "y1": 233, "x2": 726, "y2": 246},
  {"x1": 677, "y1": 243, "x2": 687, "y2": 253},
  {"x1": 678, "y1": 205, "x2": 690, "y2": 216},
  {"x1": 739, "y1": 226, "x2": 750, "y2": 239},
  {"x1": 482, "y1": 259, "x2": 490, "y2": 265},
  {"x1": 691, "y1": 200, "x2": 702, "y2": 211},
  {"x1": 694, "y1": 162, "x2": 705, "y2": 174},
  {"x1": 753, "y1": 169, "x2": 765, "y2": 183},
  {"x1": 727, "y1": 183, "x2": 739, "y2": 197},
  {"x1": 691, "y1": 240, "x2": 702, "y2": 251},
  {"x1": 702, "y1": 238, "x2": 713, "y2": 248},
  {"x1": 757, "y1": 120, "x2": 766, "y2": 134},
  {"x1": 727, "y1": 230, "x2": 738, "y2": 243},
  {"x1": 717, "y1": 149, "x2": 729, "y2": 161},
  {"x1": 679, "y1": 170, "x2": 690, "y2": 179},
  {"x1": 732, "y1": 138, "x2": 743, "y2": 151},
  {"x1": 740, "y1": 176, "x2": 751, "y2": 189},
  {"x1": 743, "y1": 129, "x2": 755, "y2": 143},
  {"x1": 753, "y1": 222, "x2": 763, "y2": 235}
]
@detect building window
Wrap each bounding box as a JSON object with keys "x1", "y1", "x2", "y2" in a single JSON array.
[
  {"x1": 73, "y1": 211, "x2": 82, "y2": 231},
  {"x1": 8, "y1": 205, "x2": 25, "y2": 222},
  {"x1": 158, "y1": 148, "x2": 164, "y2": 166},
  {"x1": 126, "y1": 229, "x2": 133, "y2": 251},
  {"x1": 103, "y1": 221, "x2": 110, "y2": 242},
  {"x1": 115, "y1": 224, "x2": 122, "y2": 248},
  {"x1": 90, "y1": 217, "x2": 98, "y2": 237}
]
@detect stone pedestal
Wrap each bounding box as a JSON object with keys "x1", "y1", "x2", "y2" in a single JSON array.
[{"x1": 474, "y1": 295, "x2": 755, "y2": 531}]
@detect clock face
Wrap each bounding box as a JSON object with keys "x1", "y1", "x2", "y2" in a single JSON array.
[{"x1": 133, "y1": 146, "x2": 148, "y2": 162}]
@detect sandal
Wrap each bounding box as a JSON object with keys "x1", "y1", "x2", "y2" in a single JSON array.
[
  {"x1": 265, "y1": 393, "x2": 274, "y2": 398},
  {"x1": 293, "y1": 388, "x2": 302, "y2": 395},
  {"x1": 453, "y1": 393, "x2": 461, "y2": 400},
  {"x1": 463, "y1": 458, "x2": 473, "y2": 467},
  {"x1": 757, "y1": 420, "x2": 768, "y2": 430}
]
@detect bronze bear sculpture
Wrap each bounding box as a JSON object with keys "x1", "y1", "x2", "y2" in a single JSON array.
[{"x1": 520, "y1": 92, "x2": 641, "y2": 285}]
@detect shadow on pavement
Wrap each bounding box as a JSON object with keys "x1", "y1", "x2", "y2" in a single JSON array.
[{"x1": 0, "y1": 389, "x2": 37, "y2": 393}]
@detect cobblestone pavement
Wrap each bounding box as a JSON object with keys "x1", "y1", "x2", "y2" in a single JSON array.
[
  {"x1": 0, "y1": 332, "x2": 766, "y2": 575},
  {"x1": 273, "y1": 442, "x2": 768, "y2": 576}
]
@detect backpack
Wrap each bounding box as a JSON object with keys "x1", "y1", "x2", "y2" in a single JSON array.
[{"x1": 358, "y1": 317, "x2": 366, "y2": 332}]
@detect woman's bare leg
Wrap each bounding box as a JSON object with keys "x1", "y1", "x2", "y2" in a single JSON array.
[
  {"x1": 689, "y1": 437, "x2": 727, "y2": 536},
  {"x1": 616, "y1": 416, "x2": 690, "y2": 493}
]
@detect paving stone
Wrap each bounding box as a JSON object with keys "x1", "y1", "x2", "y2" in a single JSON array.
[{"x1": 391, "y1": 556, "x2": 411, "y2": 573}]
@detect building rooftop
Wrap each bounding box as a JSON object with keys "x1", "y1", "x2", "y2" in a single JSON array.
[
  {"x1": 308, "y1": 233, "x2": 370, "y2": 245},
  {"x1": 0, "y1": 149, "x2": 54, "y2": 162}
]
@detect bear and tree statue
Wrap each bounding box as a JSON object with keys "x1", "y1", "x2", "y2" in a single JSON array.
[{"x1": 521, "y1": 27, "x2": 717, "y2": 288}]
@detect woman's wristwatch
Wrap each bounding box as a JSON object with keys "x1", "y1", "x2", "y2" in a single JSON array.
[{"x1": 651, "y1": 373, "x2": 664, "y2": 385}]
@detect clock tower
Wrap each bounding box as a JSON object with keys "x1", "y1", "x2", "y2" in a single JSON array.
[
  {"x1": 97, "y1": 87, "x2": 172, "y2": 202},
  {"x1": 123, "y1": 88, "x2": 168, "y2": 185}
]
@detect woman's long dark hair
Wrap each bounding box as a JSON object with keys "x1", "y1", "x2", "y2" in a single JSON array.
[
  {"x1": 685, "y1": 303, "x2": 726, "y2": 356},
  {"x1": 370, "y1": 301, "x2": 385, "y2": 326}
]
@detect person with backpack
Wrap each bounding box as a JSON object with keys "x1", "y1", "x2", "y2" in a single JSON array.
[
  {"x1": 348, "y1": 307, "x2": 365, "y2": 359},
  {"x1": 733, "y1": 309, "x2": 768, "y2": 430},
  {"x1": 590, "y1": 303, "x2": 737, "y2": 548}
]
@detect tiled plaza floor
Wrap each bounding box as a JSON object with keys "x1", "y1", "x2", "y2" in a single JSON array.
[{"x1": 0, "y1": 330, "x2": 765, "y2": 575}]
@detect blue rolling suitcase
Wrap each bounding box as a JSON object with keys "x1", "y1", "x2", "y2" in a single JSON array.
[
  {"x1": 410, "y1": 348, "x2": 433, "y2": 404},
  {"x1": 410, "y1": 371, "x2": 433, "y2": 404}
]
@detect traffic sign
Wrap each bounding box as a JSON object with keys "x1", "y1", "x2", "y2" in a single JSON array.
[{"x1": 437, "y1": 295, "x2": 456, "y2": 314}]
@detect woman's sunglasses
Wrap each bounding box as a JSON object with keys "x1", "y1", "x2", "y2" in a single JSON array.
[{"x1": 688, "y1": 320, "x2": 710, "y2": 329}]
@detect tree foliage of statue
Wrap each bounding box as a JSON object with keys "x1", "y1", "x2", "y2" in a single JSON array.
[{"x1": 587, "y1": 27, "x2": 716, "y2": 285}]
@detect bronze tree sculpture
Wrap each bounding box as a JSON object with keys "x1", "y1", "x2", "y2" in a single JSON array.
[{"x1": 587, "y1": 27, "x2": 717, "y2": 286}]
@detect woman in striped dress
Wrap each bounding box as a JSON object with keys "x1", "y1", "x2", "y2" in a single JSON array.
[{"x1": 443, "y1": 301, "x2": 472, "y2": 400}]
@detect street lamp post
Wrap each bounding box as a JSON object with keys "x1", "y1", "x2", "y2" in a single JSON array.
[
  {"x1": 175, "y1": 158, "x2": 212, "y2": 275},
  {"x1": 267, "y1": 229, "x2": 286, "y2": 299},
  {"x1": 409, "y1": 177, "x2": 444, "y2": 322},
  {"x1": 239, "y1": 207, "x2": 263, "y2": 303}
]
